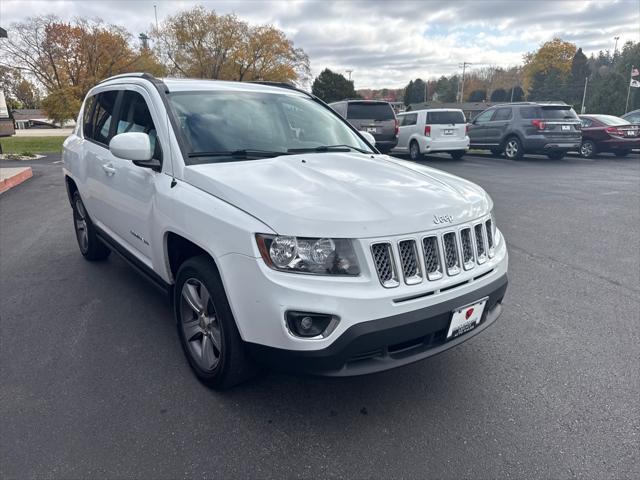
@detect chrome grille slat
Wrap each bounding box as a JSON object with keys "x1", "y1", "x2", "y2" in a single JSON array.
[
  {"x1": 486, "y1": 219, "x2": 495, "y2": 257},
  {"x1": 398, "y1": 240, "x2": 422, "y2": 284},
  {"x1": 442, "y1": 232, "x2": 460, "y2": 275},
  {"x1": 474, "y1": 223, "x2": 487, "y2": 263},
  {"x1": 460, "y1": 228, "x2": 474, "y2": 270},
  {"x1": 371, "y1": 242, "x2": 398, "y2": 288},
  {"x1": 422, "y1": 236, "x2": 443, "y2": 280}
]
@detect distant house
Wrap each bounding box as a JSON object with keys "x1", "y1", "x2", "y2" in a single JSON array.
[
  {"x1": 407, "y1": 101, "x2": 500, "y2": 120},
  {"x1": 12, "y1": 109, "x2": 76, "y2": 129}
]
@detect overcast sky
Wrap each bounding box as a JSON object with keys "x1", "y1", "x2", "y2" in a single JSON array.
[{"x1": 1, "y1": 0, "x2": 639, "y2": 88}]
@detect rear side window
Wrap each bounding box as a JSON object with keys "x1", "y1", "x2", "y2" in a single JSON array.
[
  {"x1": 541, "y1": 107, "x2": 578, "y2": 120},
  {"x1": 519, "y1": 107, "x2": 539, "y2": 119},
  {"x1": 426, "y1": 111, "x2": 466, "y2": 124},
  {"x1": 400, "y1": 113, "x2": 417, "y2": 126},
  {"x1": 473, "y1": 109, "x2": 495, "y2": 123},
  {"x1": 492, "y1": 108, "x2": 512, "y2": 121},
  {"x1": 88, "y1": 90, "x2": 119, "y2": 145},
  {"x1": 82, "y1": 96, "x2": 96, "y2": 137},
  {"x1": 347, "y1": 103, "x2": 394, "y2": 120},
  {"x1": 117, "y1": 91, "x2": 162, "y2": 160},
  {"x1": 580, "y1": 118, "x2": 593, "y2": 128}
]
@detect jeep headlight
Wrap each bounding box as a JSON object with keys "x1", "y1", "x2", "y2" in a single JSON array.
[{"x1": 256, "y1": 234, "x2": 360, "y2": 275}]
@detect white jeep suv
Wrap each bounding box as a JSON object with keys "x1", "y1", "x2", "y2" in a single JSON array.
[{"x1": 63, "y1": 74, "x2": 508, "y2": 388}]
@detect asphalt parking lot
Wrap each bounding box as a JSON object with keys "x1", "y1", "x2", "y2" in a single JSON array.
[{"x1": 1, "y1": 151, "x2": 639, "y2": 479}]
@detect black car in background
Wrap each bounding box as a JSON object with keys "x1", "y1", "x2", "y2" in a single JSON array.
[
  {"x1": 329, "y1": 100, "x2": 398, "y2": 153},
  {"x1": 468, "y1": 102, "x2": 582, "y2": 160}
]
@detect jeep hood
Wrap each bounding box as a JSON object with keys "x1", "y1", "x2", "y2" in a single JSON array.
[{"x1": 184, "y1": 153, "x2": 491, "y2": 238}]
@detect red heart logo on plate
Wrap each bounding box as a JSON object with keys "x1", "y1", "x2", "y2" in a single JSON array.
[{"x1": 465, "y1": 308, "x2": 474, "y2": 320}]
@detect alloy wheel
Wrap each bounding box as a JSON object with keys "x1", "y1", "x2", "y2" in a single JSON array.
[
  {"x1": 74, "y1": 199, "x2": 89, "y2": 252},
  {"x1": 180, "y1": 278, "x2": 222, "y2": 372},
  {"x1": 410, "y1": 142, "x2": 419, "y2": 160},
  {"x1": 580, "y1": 142, "x2": 593, "y2": 158},
  {"x1": 505, "y1": 140, "x2": 518, "y2": 158}
]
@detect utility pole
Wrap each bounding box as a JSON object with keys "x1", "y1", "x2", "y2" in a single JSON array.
[
  {"x1": 154, "y1": 4, "x2": 159, "y2": 31},
  {"x1": 581, "y1": 76, "x2": 588, "y2": 114},
  {"x1": 458, "y1": 62, "x2": 471, "y2": 102},
  {"x1": 424, "y1": 80, "x2": 428, "y2": 103},
  {"x1": 345, "y1": 70, "x2": 353, "y2": 82},
  {"x1": 613, "y1": 36, "x2": 620, "y2": 55}
]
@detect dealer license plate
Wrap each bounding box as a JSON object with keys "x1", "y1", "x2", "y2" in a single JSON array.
[
  {"x1": 444, "y1": 129, "x2": 454, "y2": 135},
  {"x1": 447, "y1": 297, "x2": 488, "y2": 339}
]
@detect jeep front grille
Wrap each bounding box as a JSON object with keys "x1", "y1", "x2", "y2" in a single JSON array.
[
  {"x1": 371, "y1": 242, "x2": 398, "y2": 288},
  {"x1": 370, "y1": 219, "x2": 496, "y2": 287}
]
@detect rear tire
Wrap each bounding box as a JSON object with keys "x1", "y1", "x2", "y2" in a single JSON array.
[
  {"x1": 71, "y1": 191, "x2": 110, "y2": 261},
  {"x1": 450, "y1": 150, "x2": 465, "y2": 160},
  {"x1": 409, "y1": 140, "x2": 423, "y2": 161},
  {"x1": 503, "y1": 136, "x2": 524, "y2": 160},
  {"x1": 614, "y1": 150, "x2": 630, "y2": 157},
  {"x1": 175, "y1": 255, "x2": 256, "y2": 389},
  {"x1": 579, "y1": 140, "x2": 597, "y2": 158},
  {"x1": 546, "y1": 151, "x2": 566, "y2": 160}
]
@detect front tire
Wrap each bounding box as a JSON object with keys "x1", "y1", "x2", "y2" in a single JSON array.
[
  {"x1": 72, "y1": 191, "x2": 110, "y2": 261},
  {"x1": 175, "y1": 255, "x2": 256, "y2": 389},
  {"x1": 409, "y1": 140, "x2": 423, "y2": 161},
  {"x1": 450, "y1": 150, "x2": 465, "y2": 160},
  {"x1": 503, "y1": 136, "x2": 524, "y2": 160},
  {"x1": 579, "y1": 140, "x2": 597, "y2": 158}
]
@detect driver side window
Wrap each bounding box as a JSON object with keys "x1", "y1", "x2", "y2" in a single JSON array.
[{"x1": 474, "y1": 109, "x2": 495, "y2": 124}]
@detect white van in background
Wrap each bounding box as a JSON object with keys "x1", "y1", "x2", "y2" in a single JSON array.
[{"x1": 394, "y1": 109, "x2": 469, "y2": 160}]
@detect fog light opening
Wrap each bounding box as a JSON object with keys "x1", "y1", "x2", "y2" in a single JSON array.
[{"x1": 286, "y1": 311, "x2": 339, "y2": 338}]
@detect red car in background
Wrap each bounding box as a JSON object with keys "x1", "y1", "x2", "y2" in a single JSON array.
[{"x1": 578, "y1": 115, "x2": 640, "y2": 158}]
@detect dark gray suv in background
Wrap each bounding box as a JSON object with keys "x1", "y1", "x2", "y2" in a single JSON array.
[
  {"x1": 329, "y1": 100, "x2": 398, "y2": 153},
  {"x1": 468, "y1": 102, "x2": 582, "y2": 160}
]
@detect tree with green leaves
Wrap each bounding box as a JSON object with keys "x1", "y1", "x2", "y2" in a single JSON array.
[
  {"x1": 567, "y1": 48, "x2": 589, "y2": 110},
  {"x1": 586, "y1": 71, "x2": 628, "y2": 116},
  {"x1": 490, "y1": 88, "x2": 508, "y2": 102},
  {"x1": 311, "y1": 69, "x2": 358, "y2": 103}
]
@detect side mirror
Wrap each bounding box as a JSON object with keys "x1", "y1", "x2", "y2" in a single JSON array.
[
  {"x1": 361, "y1": 131, "x2": 376, "y2": 146},
  {"x1": 109, "y1": 132, "x2": 152, "y2": 161}
]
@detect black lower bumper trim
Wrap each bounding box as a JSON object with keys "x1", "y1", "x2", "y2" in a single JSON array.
[{"x1": 247, "y1": 273, "x2": 508, "y2": 376}]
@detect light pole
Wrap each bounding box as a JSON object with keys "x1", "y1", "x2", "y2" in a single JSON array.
[
  {"x1": 613, "y1": 36, "x2": 620, "y2": 55},
  {"x1": 458, "y1": 62, "x2": 471, "y2": 102},
  {"x1": 346, "y1": 70, "x2": 353, "y2": 81}
]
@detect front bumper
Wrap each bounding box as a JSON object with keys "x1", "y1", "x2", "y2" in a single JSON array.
[{"x1": 247, "y1": 273, "x2": 508, "y2": 376}]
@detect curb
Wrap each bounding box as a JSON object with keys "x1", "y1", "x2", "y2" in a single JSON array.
[{"x1": 0, "y1": 167, "x2": 33, "y2": 194}]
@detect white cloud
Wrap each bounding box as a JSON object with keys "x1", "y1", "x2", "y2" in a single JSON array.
[{"x1": 1, "y1": 0, "x2": 638, "y2": 89}]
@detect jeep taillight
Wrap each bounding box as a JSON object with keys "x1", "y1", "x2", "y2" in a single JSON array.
[
  {"x1": 531, "y1": 119, "x2": 546, "y2": 130},
  {"x1": 424, "y1": 125, "x2": 431, "y2": 136}
]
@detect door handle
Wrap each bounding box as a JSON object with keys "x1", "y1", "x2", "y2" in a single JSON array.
[{"x1": 102, "y1": 163, "x2": 116, "y2": 176}]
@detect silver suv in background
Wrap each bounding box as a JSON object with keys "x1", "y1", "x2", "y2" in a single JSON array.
[
  {"x1": 468, "y1": 102, "x2": 582, "y2": 160},
  {"x1": 393, "y1": 109, "x2": 469, "y2": 160},
  {"x1": 329, "y1": 100, "x2": 398, "y2": 152}
]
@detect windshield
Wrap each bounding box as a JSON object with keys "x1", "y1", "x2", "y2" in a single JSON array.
[
  {"x1": 169, "y1": 90, "x2": 373, "y2": 163},
  {"x1": 593, "y1": 115, "x2": 630, "y2": 126},
  {"x1": 427, "y1": 111, "x2": 466, "y2": 124},
  {"x1": 541, "y1": 106, "x2": 579, "y2": 120},
  {"x1": 347, "y1": 102, "x2": 395, "y2": 120}
]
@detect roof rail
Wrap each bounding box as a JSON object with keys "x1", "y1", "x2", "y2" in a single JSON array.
[
  {"x1": 98, "y1": 72, "x2": 158, "y2": 85},
  {"x1": 248, "y1": 81, "x2": 315, "y2": 99}
]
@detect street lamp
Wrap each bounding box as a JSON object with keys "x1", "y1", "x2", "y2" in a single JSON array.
[{"x1": 614, "y1": 36, "x2": 620, "y2": 54}]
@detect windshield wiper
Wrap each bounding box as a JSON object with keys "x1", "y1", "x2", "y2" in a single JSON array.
[
  {"x1": 287, "y1": 144, "x2": 370, "y2": 154},
  {"x1": 188, "y1": 149, "x2": 291, "y2": 159}
]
